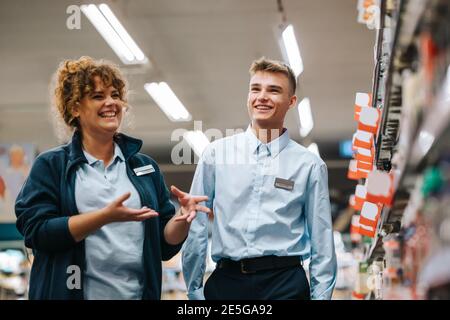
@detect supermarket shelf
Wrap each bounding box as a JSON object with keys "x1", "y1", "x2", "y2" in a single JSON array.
[
  {"x1": 365, "y1": 228, "x2": 384, "y2": 263},
  {"x1": 366, "y1": 0, "x2": 414, "y2": 262},
  {"x1": 365, "y1": 205, "x2": 390, "y2": 262},
  {"x1": 396, "y1": 0, "x2": 428, "y2": 52},
  {"x1": 370, "y1": 0, "x2": 389, "y2": 112},
  {"x1": 375, "y1": 0, "x2": 446, "y2": 169},
  {"x1": 366, "y1": 116, "x2": 448, "y2": 263},
  {"x1": 374, "y1": 0, "x2": 401, "y2": 170},
  {"x1": 370, "y1": 76, "x2": 450, "y2": 263},
  {"x1": 384, "y1": 190, "x2": 411, "y2": 225},
  {"x1": 365, "y1": 0, "x2": 449, "y2": 264},
  {"x1": 365, "y1": 192, "x2": 408, "y2": 262},
  {"x1": 409, "y1": 80, "x2": 450, "y2": 168}
]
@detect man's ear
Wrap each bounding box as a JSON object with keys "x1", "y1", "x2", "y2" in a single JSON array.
[{"x1": 289, "y1": 95, "x2": 298, "y2": 109}]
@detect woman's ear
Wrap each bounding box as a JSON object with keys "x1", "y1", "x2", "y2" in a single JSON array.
[{"x1": 72, "y1": 102, "x2": 80, "y2": 117}]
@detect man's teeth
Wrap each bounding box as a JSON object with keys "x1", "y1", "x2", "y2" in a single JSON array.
[
  {"x1": 256, "y1": 105, "x2": 272, "y2": 110},
  {"x1": 99, "y1": 111, "x2": 117, "y2": 118}
]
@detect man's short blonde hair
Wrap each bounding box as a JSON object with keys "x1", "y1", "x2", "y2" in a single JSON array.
[{"x1": 249, "y1": 57, "x2": 297, "y2": 94}]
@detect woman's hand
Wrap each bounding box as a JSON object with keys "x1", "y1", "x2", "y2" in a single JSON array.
[
  {"x1": 69, "y1": 192, "x2": 158, "y2": 242},
  {"x1": 170, "y1": 185, "x2": 212, "y2": 223},
  {"x1": 102, "y1": 192, "x2": 159, "y2": 223}
]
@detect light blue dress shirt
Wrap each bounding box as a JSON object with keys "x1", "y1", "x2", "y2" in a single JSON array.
[
  {"x1": 75, "y1": 143, "x2": 145, "y2": 300},
  {"x1": 182, "y1": 126, "x2": 337, "y2": 300}
]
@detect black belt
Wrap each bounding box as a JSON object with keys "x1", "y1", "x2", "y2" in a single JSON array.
[{"x1": 217, "y1": 255, "x2": 302, "y2": 274}]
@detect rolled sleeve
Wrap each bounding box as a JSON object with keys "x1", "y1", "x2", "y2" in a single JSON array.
[
  {"x1": 305, "y1": 162, "x2": 337, "y2": 300},
  {"x1": 187, "y1": 287, "x2": 205, "y2": 300},
  {"x1": 182, "y1": 144, "x2": 215, "y2": 300}
]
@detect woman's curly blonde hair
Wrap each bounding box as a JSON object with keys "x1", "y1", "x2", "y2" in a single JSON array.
[{"x1": 50, "y1": 56, "x2": 129, "y2": 141}]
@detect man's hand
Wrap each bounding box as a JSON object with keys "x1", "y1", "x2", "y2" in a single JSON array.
[{"x1": 170, "y1": 185, "x2": 212, "y2": 223}]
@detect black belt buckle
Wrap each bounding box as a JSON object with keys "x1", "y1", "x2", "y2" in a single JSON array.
[{"x1": 240, "y1": 260, "x2": 256, "y2": 274}]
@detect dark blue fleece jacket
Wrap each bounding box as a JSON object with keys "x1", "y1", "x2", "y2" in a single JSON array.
[{"x1": 15, "y1": 131, "x2": 182, "y2": 299}]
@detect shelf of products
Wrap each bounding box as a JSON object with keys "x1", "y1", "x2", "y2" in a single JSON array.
[
  {"x1": 347, "y1": 0, "x2": 450, "y2": 299},
  {"x1": 0, "y1": 248, "x2": 29, "y2": 299}
]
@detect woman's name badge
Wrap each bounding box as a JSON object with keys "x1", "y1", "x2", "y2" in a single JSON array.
[{"x1": 133, "y1": 164, "x2": 155, "y2": 176}]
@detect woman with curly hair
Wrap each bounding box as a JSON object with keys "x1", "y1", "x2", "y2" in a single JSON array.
[{"x1": 15, "y1": 56, "x2": 210, "y2": 300}]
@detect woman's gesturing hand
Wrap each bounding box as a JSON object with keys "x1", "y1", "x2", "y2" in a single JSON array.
[
  {"x1": 103, "y1": 192, "x2": 159, "y2": 223},
  {"x1": 170, "y1": 185, "x2": 212, "y2": 223}
]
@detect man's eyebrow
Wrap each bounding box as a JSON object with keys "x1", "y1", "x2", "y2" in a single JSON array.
[{"x1": 268, "y1": 85, "x2": 283, "y2": 90}]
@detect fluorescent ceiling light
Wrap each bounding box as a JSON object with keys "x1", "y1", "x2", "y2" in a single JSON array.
[
  {"x1": 98, "y1": 4, "x2": 146, "y2": 62},
  {"x1": 445, "y1": 65, "x2": 450, "y2": 98},
  {"x1": 144, "y1": 82, "x2": 191, "y2": 122},
  {"x1": 281, "y1": 24, "x2": 304, "y2": 78},
  {"x1": 81, "y1": 4, "x2": 147, "y2": 64},
  {"x1": 183, "y1": 131, "x2": 210, "y2": 157},
  {"x1": 298, "y1": 98, "x2": 314, "y2": 137},
  {"x1": 307, "y1": 143, "x2": 320, "y2": 157}
]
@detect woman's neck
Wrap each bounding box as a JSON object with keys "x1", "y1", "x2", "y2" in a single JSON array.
[{"x1": 81, "y1": 131, "x2": 115, "y2": 166}]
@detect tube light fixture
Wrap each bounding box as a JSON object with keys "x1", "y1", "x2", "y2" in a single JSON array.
[
  {"x1": 183, "y1": 131, "x2": 210, "y2": 157},
  {"x1": 307, "y1": 143, "x2": 320, "y2": 157},
  {"x1": 281, "y1": 24, "x2": 304, "y2": 78},
  {"x1": 144, "y1": 82, "x2": 192, "y2": 122},
  {"x1": 81, "y1": 4, "x2": 147, "y2": 65},
  {"x1": 298, "y1": 97, "x2": 314, "y2": 137}
]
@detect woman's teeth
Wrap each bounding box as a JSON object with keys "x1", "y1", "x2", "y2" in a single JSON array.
[{"x1": 99, "y1": 111, "x2": 117, "y2": 118}]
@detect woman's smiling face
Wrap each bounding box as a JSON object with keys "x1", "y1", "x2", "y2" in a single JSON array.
[{"x1": 73, "y1": 76, "x2": 125, "y2": 137}]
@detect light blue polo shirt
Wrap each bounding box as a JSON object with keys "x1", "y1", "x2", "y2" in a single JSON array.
[{"x1": 74, "y1": 143, "x2": 145, "y2": 300}]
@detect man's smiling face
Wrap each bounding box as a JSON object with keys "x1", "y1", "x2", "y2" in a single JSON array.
[{"x1": 247, "y1": 71, "x2": 296, "y2": 129}]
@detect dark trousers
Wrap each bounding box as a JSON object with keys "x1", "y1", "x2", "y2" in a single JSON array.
[{"x1": 204, "y1": 264, "x2": 311, "y2": 300}]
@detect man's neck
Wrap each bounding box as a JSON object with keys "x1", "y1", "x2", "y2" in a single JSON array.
[
  {"x1": 81, "y1": 131, "x2": 115, "y2": 166},
  {"x1": 251, "y1": 123, "x2": 284, "y2": 144}
]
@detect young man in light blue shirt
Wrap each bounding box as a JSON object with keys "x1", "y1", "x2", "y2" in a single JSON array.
[{"x1": 172, "y1": 57, "x2": 337, "y2": 300}]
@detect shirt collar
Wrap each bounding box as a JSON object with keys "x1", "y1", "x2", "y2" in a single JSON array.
[
  {"x1": 245, "y1": 125, "x2": 290, "y2": 158},
  {"x1": 66, "y1": 130, "x2": 141, "y2": 180},
  {"x1": 68, "y1": 130, "x2": 142, "y2": 163},
  {"x1": 83, "y1": 142, "x2": 125, "y2": 166}
]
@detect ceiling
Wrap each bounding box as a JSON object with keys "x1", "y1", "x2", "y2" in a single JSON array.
[{"x1": 0, "y1": 0, "x2": 375, "y2": 164}]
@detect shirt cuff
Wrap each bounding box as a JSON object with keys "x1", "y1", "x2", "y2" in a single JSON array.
[
  {"x1": 311, "y1": 285, "x2": 334, "y2": 300},
  {"x1": 187, "y1": 287, "x2": 205, "y2": 300}
]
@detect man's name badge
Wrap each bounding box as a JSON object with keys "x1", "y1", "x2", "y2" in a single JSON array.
[
  {"x1": 274, "y1": 177, "x2": 295, "y2": 191},
  {"x1": 133, "y1": 164, "x2": 155, "y2": 176}
]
